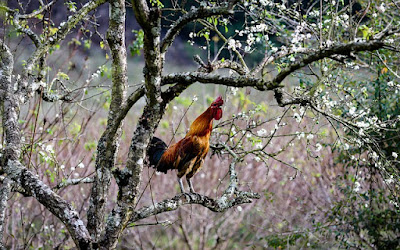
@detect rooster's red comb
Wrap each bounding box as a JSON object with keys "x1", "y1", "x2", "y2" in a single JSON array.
[{"x1": 211, "y1": 96, "x2": 224, "y2": 106}]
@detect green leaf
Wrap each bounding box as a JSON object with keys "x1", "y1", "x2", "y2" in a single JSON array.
[
  {"x1": 129, "y1": 29, "x2": 144, "y2": 57},
  {"x1": 57, "y1": 72, "x2": 69, "y2": 80}
]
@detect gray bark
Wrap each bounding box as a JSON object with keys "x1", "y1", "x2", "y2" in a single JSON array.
[
  {"x1": 4, "y1": 161, "x2": 92, "y2": 248},
  {"x1": 87, "y1": 0, "x2": 127, "y2": 243},
  {"x1": 100, "y1": 3, "x2": 165, "y2": 248},
  {"x1": 0, "y1": 178, "x2": 11, "y2": 249},
  {"x1": 130, "y1": 191, "x2": 260, "y2": 223},
  {"x1": 130, "y1": 160, "x2": 259, "y2": 223}
]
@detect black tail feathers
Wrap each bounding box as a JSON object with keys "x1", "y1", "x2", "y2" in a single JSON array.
[{"x1": 148, "y1": 137, "x2": 167, "y2": 168}]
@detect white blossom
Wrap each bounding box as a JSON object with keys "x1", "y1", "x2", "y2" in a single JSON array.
[
  {"x1": 228, "y1": 39, "x2": 236, "y2": 49},
  {"x1": 231, "y1": 87, "x2": 239, "y2": 96},
  {"x1": 386, "y1": 38, "x2": 394, "y2": 44},
  {"x1": 370, "y1": 151, "x2": 379, "y2": 160},
  {"x1": 349, "y1": 107, "x2": 356, "y2": 115},
  {"x1": 293, "y1": 113, "x2": 301, "y2": 123},
  {"x1": 296, "y1": 132, "x2": 305, "y2": 140},
  {"x1": 354, "y1": 181, "x2": 361, "y2": 192},
  {"x1": 356, "y1": 121, "x2": 370, "y2": 128},
  {"x1": 45, "y1": 145, "x2": 54, "y2": 154},
  {"x1": 257, "y1": 128, "x2": 267, "y2": 137},
  {"x1": 377, "y1": 3, "x2": 386, "y2": 12},
  {"x1": 392, "y1": 152, "x2": 398, "y2": 159},
  {"x1": 315, "y1": 143, "x2": 322, "y2": 152}
]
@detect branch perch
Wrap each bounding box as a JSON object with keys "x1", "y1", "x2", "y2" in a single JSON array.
[{"x1": 130, "y1": 191, "x2": 260, "y2": 223}]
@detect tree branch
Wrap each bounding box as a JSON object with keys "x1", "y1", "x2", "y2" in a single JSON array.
[
  {"x1": 1, "y1": 1, "x2": 55, "y2": 47},
  {"x1": 111, "y1": 86, "x2": 145, "y2": 136},
  {"x1": 272, "y1": 40, "x2": 385, "y2": 86},
  {"x1": 53, "y1": 177, "x2": 94, "y2": 191},
  {"x1": 18, "y1": 1, "x2": 55, "y2": 19},
  {"x1": 129, "y1": 141, "x2": 259, "y2": 224},
  {"x1": 195, "y1": 56, "x2": 248, "y2": 75},
  {"x1": 3, "y1": 160, "x2": 91, "y2": 249},
  {"x1": 18, "y1": 0, "x2": 107, "y2": 97},
  {"x1": 0, "y1": 178, "x2": 11, "y2": 249},
  {"x1": 88, "y1": 0, "x2": 128, "y2": 242},
  {"x1": 100, "y1": 3, "x2": 165, "y2": 249},
  {"x1": 130, "y1": 191, "x2": 260, "y2": 223},
  {"x1": 131, "y1": 0, "x2": 150, "y2": 30},
  {"x1": 13, "y1": 12, "x2": 42, "y2": 47},
  {"x1": 162, "y1": 72, "x2": 277, "y2": 91},
  {"x1": 0, "y1": 40, "x2": 19, "y2": 163},
  {"x1": 161, "y1": 5, "x2": 235, "y2": 53},
  {"x1": 39, "y1": 89, "x2": 73, "y2": 102}
]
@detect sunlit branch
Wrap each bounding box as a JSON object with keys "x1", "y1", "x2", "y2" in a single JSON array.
[
  {"x1": 162, "y1": 72, "x2": 276, "y2": 90},
  {"x1": 53, "y1": 177, "x2": 94, "y2": 190}
]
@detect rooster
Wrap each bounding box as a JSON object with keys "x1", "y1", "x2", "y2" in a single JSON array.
[{"x1": 148, "y1": 96, "x2": 224, "y2": 193}]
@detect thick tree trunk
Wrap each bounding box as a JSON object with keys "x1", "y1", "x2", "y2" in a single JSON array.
[
  {"x1": 99, "y1": 4, "x2": 166, "y2": 249},
  {"x1": 87, "y1": 0, "x2": 127, "y2": 243}
]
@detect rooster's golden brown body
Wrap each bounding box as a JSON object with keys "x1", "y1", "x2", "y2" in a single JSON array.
[{"x1": 148, "y1": 96, "x2": 224, "y2": 193}]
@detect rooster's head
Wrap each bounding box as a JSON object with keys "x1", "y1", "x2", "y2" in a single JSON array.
[{"x1": 210, "y1": 96, "x2": 224, "y2": 120}]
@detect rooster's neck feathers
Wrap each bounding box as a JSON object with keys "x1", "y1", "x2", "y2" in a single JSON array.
[{"x1": 187, "y1": 107, "x2": 213, "y2": 137}]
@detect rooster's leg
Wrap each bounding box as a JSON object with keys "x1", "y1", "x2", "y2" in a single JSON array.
[
  {"x1": 187, "y1": 178, "x2": 195, "y2": 193},
  {"x1": 178, "y1": 177, "x2": 185, "y2": 193}
]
